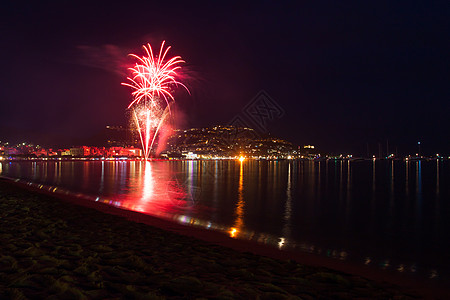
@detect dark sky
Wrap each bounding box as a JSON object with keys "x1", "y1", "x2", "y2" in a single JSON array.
[{"x1": 1, "y1": 1, "x2": 449, "y2": 156}]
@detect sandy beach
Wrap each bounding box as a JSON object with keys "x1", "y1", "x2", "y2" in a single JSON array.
[{"x1": 0, "y1": 178, "x2": 448, "y2": 299}]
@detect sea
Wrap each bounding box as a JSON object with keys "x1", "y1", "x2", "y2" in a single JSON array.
[{"x1": 1, "y1": 159, "x2": 449, "y2": 282}]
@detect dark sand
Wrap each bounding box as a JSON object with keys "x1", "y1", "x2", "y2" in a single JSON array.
[{"x1": 0, "y1": 178, "x2": 448, "y2": 299}]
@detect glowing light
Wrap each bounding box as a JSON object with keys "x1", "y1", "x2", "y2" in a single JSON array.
[
  {"x1": 123, "y1": 41, "x2": 189, "y2": 160},
  {"x1": 238, "y1": 156, "x2": 245, "y2": 162},
  {"x1": 229, "y1": 227, "x2": 238, "y2": 238}
]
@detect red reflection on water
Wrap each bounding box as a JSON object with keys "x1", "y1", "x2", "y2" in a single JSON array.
[
  {"x1": 108, "y1": 161, "x2": 190, "y2": 216},
  {"x1": 17, "y1": 160, "x2": 193, "y2": 217},
  {"x1": 142, "y1": 161, "x2": 154, "y2": 201}
]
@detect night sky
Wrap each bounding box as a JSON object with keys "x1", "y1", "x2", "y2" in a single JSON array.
[{"x1": 1, "y1": 1, "x2": 449, "y2": 156}]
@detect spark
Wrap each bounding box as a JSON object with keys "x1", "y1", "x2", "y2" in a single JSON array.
[{"x1": 122, "y1": 41, "x2": 188, "y2": 109}]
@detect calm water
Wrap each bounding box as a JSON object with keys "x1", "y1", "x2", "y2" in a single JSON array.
[{"x1": 1, "y1": 159, "x2": 449, "y2": 281}]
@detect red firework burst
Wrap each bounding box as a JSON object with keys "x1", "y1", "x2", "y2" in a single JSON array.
[{"x1": 123, "y1": 41, "x2": 188, "y2": 160}]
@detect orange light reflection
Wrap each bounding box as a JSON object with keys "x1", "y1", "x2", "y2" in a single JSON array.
[{"x1": 229, "y1": 161, "x2": 244, "y2": 238}]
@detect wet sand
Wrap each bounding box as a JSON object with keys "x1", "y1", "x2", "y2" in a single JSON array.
[{"x1": 0, "y1": 178, "x2": 448, "y2": 299}]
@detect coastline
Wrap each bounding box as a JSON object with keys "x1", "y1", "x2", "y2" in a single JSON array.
[{"x1": 0, "y1": 177, "x2": 448, "y2": 299}]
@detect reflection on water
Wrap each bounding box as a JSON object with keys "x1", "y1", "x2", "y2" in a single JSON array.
[
  {"x1": 142, "y1": 161, "x2": 154, "y2": 202},
  {"x1": 281, "y1": 162, "x2": 292, "y2": 246},
  {"x1": 405, "y1": 160, "x2": 409, "y2": 195},
  {"x1": 436, "y1": 160, "x2": 440, "y2": 197},
  {"x1": 416, "y1": 161, "x2": 422, "y2": 200},
  {"x1": 230, "y1": 160, "x2": 244, "y2": 238},
  {"x1": 1, "y1": 159, "x2": 450, "y2": 281}
]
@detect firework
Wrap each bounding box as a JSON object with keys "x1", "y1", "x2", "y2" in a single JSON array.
[{"x1": 123, "y1": 41, "x2": 188, "y2": 159}]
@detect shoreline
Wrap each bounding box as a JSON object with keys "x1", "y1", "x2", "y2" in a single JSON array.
[{"x1": 1, "y1": 177, "x2": 449, "y2": 299}]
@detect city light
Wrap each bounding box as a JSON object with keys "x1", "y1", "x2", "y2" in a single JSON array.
[{"x1": 229, "y1": 227, "x2": 238, "y2": 238}]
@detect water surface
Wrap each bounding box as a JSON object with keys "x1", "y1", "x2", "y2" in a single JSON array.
[{"x1": 1, "y1": 159, "x2": 449, "y2": 281}]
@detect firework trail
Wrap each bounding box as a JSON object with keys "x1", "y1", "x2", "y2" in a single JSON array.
[{"x1": 123, "y1": 41, "x2": 188, "y2": 160}]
